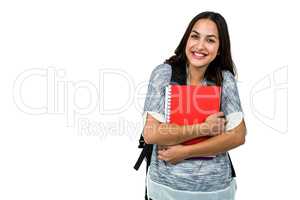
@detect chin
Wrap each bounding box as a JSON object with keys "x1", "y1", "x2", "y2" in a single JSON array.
[
  {"x1": 187, "y1": 55, "x2": 211, "y2": 68},
  {"x1": 189, "y1": 61, "x2": 210, "y2": 68}
]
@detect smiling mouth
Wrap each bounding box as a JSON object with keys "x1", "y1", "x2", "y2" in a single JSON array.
[{"x1": 192, "y1": 51, "x2": 208, "y2": 59}]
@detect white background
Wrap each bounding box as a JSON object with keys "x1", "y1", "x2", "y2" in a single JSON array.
[{"x1": 0, "y1": 0, "x2": 298, "y2": 199}]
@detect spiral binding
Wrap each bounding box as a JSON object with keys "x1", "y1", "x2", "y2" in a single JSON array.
[{"x1": 164, "y1": 85, "x2": 172, "y2": 123}]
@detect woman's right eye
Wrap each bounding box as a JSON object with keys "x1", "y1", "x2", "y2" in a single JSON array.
[{"x1": 191, "y1": 35, "x2": 199, "y2": 39}]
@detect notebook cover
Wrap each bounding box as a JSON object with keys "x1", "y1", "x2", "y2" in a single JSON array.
[{"x1": 165, "y1": 85, "x2": 221, "y2": 145}]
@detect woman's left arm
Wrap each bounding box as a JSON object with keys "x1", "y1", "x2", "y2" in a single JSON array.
[
  {"x1": 184, "y1": 119, "x2": 246, "y2": 158},
  {"x1": 158, "y1": 71, "x2": 246, "y2": 164},
  {"x1": 157, "y1": 120, "x2": 246, "y2": 164}
]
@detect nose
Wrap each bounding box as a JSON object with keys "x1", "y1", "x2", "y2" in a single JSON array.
[{"x1": 194, "y1": 39, "x2": 206, "y2": 51}]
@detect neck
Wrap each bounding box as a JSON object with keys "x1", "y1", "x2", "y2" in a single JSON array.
[{"x1": 187, "y1": 64, "x2": 207, "y2": 85}]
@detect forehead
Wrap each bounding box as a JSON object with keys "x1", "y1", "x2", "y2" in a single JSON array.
[{"x1": 191, "y1": 19, "x2": 219, "y2": 37}]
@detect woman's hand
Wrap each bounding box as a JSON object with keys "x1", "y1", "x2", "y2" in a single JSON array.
[
  {"x1": 203, "y1": 112, "x2": 226, "y2": 136},
  {"x1": 157, "y1": 145, "x2": 189, "y2": 164}
]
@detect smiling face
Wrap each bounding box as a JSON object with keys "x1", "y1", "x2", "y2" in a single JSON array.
[{"x1": 185, "y1": 19, "x2": 220, "y2": 70}]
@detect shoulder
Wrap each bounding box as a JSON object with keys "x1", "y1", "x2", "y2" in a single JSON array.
[
  {"x1": 222, "y1": 70, "x2": 238, "y2": 88},
  {"x1": 151, "y1": 63, "x2": 172, "y2": 78},
  {"x1": 149, "y1": 63, "x2": 172, "y2": 83},
  {"x1": 222, "y1": 70, "x2": 236, "y2": 83},
  {"x1": 221, "y1": 70, "x2": 239, "y2": 95}
]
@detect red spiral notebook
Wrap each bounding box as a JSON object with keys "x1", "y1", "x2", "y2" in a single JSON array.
[{"x1": 165, "y1": 85, "x2": 221, "y2": 145}]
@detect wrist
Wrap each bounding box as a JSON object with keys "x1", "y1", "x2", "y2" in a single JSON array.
[{"x1": 182, "y1": 145, "x2": 194, "y2": 159}]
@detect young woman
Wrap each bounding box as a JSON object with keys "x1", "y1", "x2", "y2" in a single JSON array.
[{"x1": 142, "y1": 11, "x2": 246, "y2": 200}]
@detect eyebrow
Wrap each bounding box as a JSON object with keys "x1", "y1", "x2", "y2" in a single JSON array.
[{"x1": 191, "y1": 30, "x2": 218, "y2": 38}]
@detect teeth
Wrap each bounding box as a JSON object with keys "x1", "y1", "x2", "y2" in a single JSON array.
[{"x1": 193, "y1": 52, "x2": 206, "y2": 57}]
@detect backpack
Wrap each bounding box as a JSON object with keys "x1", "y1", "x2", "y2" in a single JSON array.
[{"x1": 133, "y1": 134, "x2": 236, "y2": 200}]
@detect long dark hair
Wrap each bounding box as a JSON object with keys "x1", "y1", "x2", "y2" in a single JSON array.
[{"x1": 165, "y1": 11, "x2": 236, "y2": 86}]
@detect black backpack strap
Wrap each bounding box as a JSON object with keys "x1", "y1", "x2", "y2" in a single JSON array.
[
  {"x1": 134, "y1": 135, "x2": 153, "y2": 170},
  {"x1": 133, "y1": 144, "x2": 153, "y2": 170},
  {"x1": 227, "y1": 152, "x2": 236, "y2": 177},
  {"x1": 133, "y1": 144, "x2": 146, "y2": 171},
  {"x1": 133, "y1": 135, "x2": 153, "y2": 200}
]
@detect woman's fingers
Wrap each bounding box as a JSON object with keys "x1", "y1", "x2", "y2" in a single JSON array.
[
  {"x1": 158, "y1": 145, "x2": 164, "y2": 150},
  {"x1": 158, "y1": 151, "x2": 167, "y2": 161},
  {"x1": 207, "y1": 116, "x2": 226, "y2": 135},
  {"x1": 158, "y1": 145, "x2": 168, "y2": 151},
  {"x1": 214, "y1": 111, "x2": 225, "y2": 118},
  {"x1": 207, "y1": 112, "x2": 224, "y2": 120}
]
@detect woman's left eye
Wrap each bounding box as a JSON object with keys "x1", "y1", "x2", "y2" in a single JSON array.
[{"x1": 207, "y1": 39, "x2": 215, "y2": 43}]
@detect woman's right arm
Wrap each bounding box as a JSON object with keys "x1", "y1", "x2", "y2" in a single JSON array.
[
  {"x1": 142, "y1": 64, "x2": 225, "y2": 145},
  {"x1": 143, "y1": 112, "x2": 225, "y2": 145}
]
